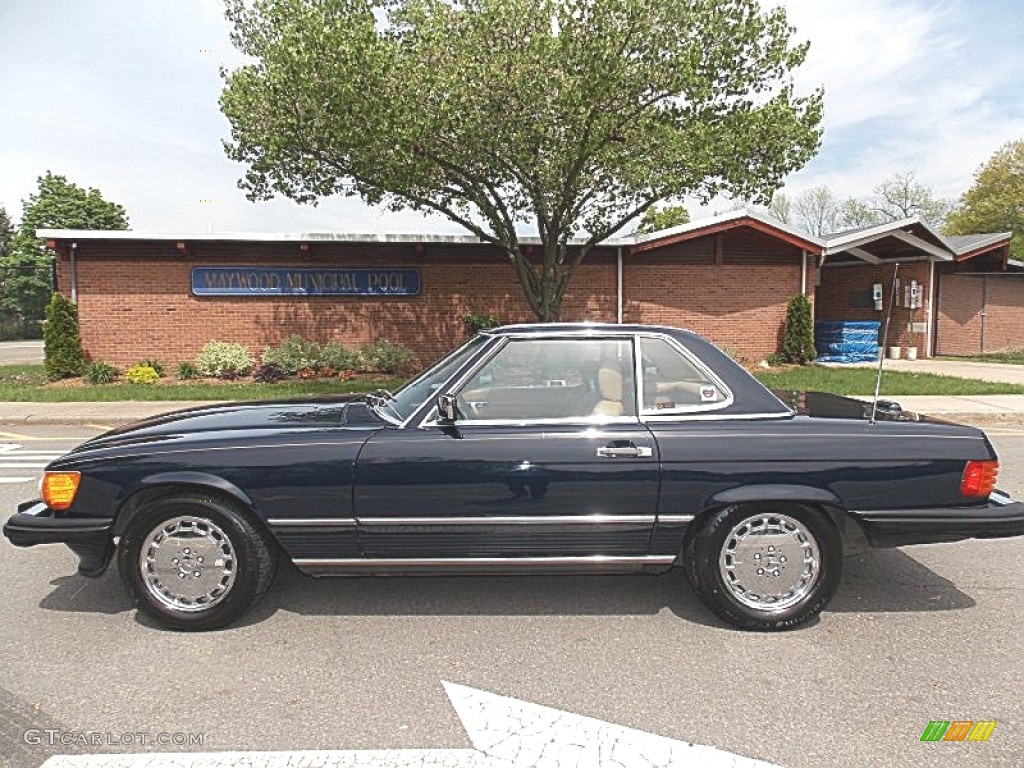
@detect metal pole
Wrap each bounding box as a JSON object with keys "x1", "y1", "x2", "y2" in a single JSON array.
[{"x1": 870, "y1": 262, "x2": 900, "y2": 425}]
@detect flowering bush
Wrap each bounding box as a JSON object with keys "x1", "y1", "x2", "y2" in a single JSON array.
[
  {"x1": 125, "y1": 364, "x2": 159, "y2": 384},
  {"x1": 195, "y1": 341, "x2": 253, "y2": 378}
]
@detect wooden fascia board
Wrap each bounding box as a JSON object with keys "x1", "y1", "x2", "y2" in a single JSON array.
[{"x1": 627, "y1": 217, "x2": 822, "y2": 255}]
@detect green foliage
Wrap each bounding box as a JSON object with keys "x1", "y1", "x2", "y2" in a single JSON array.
[
  {"x1": 221, "y1": 0, "x2": 822, "y2": 321},
  {"x1": 781, "y1": 294, "x2": 815, "y2": 364},
  {"x1": 462, "y1": 313, "x2": 501, "y2": 335},
  {"x1": 195, "y1": 341, "x2": 254, "y2": 378},
  {"x1": 136, "y1": 358, "x2": 164, "y2": 377},
  {"x1": 176, "y1": 361, "x2": 200, "y2": 380},
  {"x1": 765, "y1": 351, "x2": 786, "y2": 367},
  {"x1": 124, "y1": 364, "x2": 160, "y2": 384},
  {"x1": 946, "y1": 139, "x2": 1024, "y2": 260},
  {"x1": 261, "y1": 335, "x2": 361, "y2": 374},
  {"x1": 2, "y1": 173, "x2": 128, "y2": 321},
  {"x1": 83, "y1": 361, "x2": 119, "y2": 384},
  {"x1": 361, "y1": 339, "x2": 414, "y2": 374},
  {"x1": 321, "y1": 340, "x2": 362, "y2": 372},
  {"x1": 42, "y1": 293, "x2": 84, "y2": 380},
  {"x1": 635, "y1": 205, "x2": 691, "y2": 234}
]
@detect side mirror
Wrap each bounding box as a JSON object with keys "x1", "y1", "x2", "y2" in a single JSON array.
[{"x1": 437, "y1": 394, "x2": 458, "y2": 425}]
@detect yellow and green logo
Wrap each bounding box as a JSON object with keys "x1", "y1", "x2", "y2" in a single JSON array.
[{"x1": 920, "y1": 720, "x2": 997, "y2": 742}]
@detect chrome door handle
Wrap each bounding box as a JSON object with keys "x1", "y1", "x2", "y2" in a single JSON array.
[{"x1": 596, "y1": 445, "x2": 652, "y2": 458}]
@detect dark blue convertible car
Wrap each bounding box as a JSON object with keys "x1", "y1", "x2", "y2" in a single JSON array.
[{"x1": 5, "y1": 324, "x2": 1022, "y2": 630}]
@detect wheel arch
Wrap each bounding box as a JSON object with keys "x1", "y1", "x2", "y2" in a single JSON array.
[
  {"x1": 706, "y1": 485, "x2": 848, "y2": 532},
  {"x1": 113, "y1": 472, "x2": 259, "y2": 537}
]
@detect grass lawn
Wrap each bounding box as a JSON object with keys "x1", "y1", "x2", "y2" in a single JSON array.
[
  {"x1": 935, "y1": 351, "x2": 1024, "y2": 365},
  {"x1": 753, "y1": 366, "x2": 1024, "y2": 396},
  {"x1": 0, "y1": 365, "x2": 404, "y2": 402},
  {"x1": 2, "y1": 363, "x2": 1021, "y2": 401}
]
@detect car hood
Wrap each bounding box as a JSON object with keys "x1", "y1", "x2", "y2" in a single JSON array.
[{"x1": 71, "y1": 395, "x2": 383, "y2": 454}]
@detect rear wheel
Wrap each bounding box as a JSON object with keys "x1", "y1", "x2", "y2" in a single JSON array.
[
  {"x1": 117, "y1": 493, "x2": 277, "y2": 630},
  {"x1": 684, "y1": 504, "x2": 841, "y2": 630}
]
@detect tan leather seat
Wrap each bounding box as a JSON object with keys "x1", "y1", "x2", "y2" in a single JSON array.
[{"x1": 592, "y1": 367, "x2": 624, "y2": 416}]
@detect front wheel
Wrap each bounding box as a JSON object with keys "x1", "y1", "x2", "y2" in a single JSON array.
[
  {"x1": 117, "y1": 493, "x2": 277, "y2": 630},
  {"x1": 684, "y1": 504, "x2": 841, "y2": 630}
]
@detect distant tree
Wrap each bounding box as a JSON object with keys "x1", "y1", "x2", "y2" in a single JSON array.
[
  {"x1": 766, "y1": 191, "x2": 792, "y2": 224},
  {"x1": 221, "y1": 0, "x2": 823, "y2": 321},
  {"x1": 792, "y1": 185, "x2": 840, "y2": 236},
  {"x1": 946, "y1": 139, "x2": 1024, "y2": 260},
  {"x1": 869, "y1": 171, "x2": 951, "y2": 226},
  {"x1": 0, "y1": 207, "x2": 12, "y2": 258},
  {"x1": 2, "y1": 173, "x2": 128, "y2": 321},
  {"x1": 835, "y1": 197, "x2": 881, "y2": 230},
  {"x1": 635, "y1": 204, "x2": 691, "y2": 234}
]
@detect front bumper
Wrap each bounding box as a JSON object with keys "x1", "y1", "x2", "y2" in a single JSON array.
[
  {"x1": 3, "y1": 500, "x2": 113, "y2": 576},
  {"x1": 852, "y1": 490, "x2": 1024, "y2": 548}
]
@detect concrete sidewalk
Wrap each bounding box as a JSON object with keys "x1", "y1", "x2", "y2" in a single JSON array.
[
  {"x1": 820, "y1": 357, "x2": 1024, "y2": 385},
  {"x1": 1, "y1": 396, "x2": 1024, "y2": 426}
]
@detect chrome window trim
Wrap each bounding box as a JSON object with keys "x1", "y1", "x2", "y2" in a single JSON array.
[
  {"x1": 418, "y1": 414, "x2": 643, "y2": 429},
  {"x1": 267, "y1": 518, "x2": 356, "y2": 528},
  {"x1": 293, "y1": 555, "x2": 676, "y2": 568},
  {"x1": 641, "y1": 411, "x2": 793, "y2": 423},
  {"x1": 635, "y1": 333, "x2": 735, "y2": 417},
  {"x1": 357, "y1": 514, "x2": 656, "y2": 526}
]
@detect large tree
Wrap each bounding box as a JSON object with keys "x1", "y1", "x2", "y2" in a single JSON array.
[
  {"x1": 869, "y1": 171, "x2": 951, "y2": 226},
  {"x1": 2, "y1": 173, "x2": 128, "y2": 321},
  {"x1": 946, "y1": 139, "x2": 1024, "y2": 260},
  {"x1": 635, "y1": 204, "x2": 690, "y2": 234},
  {"x1": 221, "y1": 0, "x2": 822, "y2": 320}
]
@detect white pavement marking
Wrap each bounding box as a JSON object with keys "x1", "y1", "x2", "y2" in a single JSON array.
[
  {"x1": 0, "y1": 477, "x2": 35, "y2": 483},
  {"x1": 41, "y1": 683, "x2": 779, "y2": 768}
]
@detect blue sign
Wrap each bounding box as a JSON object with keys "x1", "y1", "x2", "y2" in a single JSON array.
[{"x1": 191, "y1": 267, "x2": 421, "y2": 297}]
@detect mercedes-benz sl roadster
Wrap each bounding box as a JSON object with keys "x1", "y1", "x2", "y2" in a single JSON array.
[{"x1": 5, "y1": 324, "x2": 1023, "y2": 631}]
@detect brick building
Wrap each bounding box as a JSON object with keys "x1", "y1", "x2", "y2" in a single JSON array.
[{"x1": 39, "y1": 210, "x2": 1021, "y2": 368}]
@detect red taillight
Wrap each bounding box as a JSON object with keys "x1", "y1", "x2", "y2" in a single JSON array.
[{"x1": 961, "y1": 460, "x2": 998, "y2": 498}]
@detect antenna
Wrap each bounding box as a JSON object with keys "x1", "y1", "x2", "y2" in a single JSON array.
[{"x1": 869, "y1": 262, "x2": 900, "y2": 424}]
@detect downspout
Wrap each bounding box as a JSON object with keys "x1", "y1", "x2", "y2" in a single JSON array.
[
  {"x1": 70, "y1": 242, "x2": 78, "y2": 303},
  {"x1": 924, "y1": 258, "x2": 934, "y2": 357},
  {"x1": 800, "y1": 250, "x2": 807, "y2": 295},
  {"x1": 616, "y1": 247, "x2": 623, "y2": 324}
]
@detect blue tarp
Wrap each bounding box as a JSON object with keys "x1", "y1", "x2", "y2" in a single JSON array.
[{"x1": 814, "y1": 320, "x2": 880, "y2": 363}]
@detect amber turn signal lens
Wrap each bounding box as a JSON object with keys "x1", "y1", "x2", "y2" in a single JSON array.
[
  {"x1": 961, "y1": 460, "x2": 998, "y2": 498},
  {"x1": 42, "y1": 471, "x2": 81, "y2": 511}
]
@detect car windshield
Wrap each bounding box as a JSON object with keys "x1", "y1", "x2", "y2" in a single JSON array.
[{"x1": 384, "y1": 334, "x2": 490, "y2": 422}]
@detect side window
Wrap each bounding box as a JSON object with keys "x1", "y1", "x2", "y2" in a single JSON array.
[
  {"x1": 639, "y1": 337, "x2": 729, "y2": 413},
  {"x1": 455, "y1": 338, "x2": 636, "y2": 421}
]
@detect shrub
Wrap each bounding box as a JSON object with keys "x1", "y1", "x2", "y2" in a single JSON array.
[
  {"x1": 361, "y1": 339, "x2": 413, "y2": 373},
  {"x1": 43, "y1": 293, "x2": 85, "y2": 380},
  {"x1": 176, "y1": 361, "x2": 200, "y2": 380},
  {"x1": 781, "y1": 294, "x2": 816, "y2": 365},
  {"x1": 136, "y1": 358, "x2": 164, "y2": 377},
  {"x1": 195, "y1": 341, "x2": 253, "y2": 378},
  {"x1": 125, "y1": 364, "x2": 159, "y2": 384},
  {"x1": 765, "y1": 351, "x2": 786, "y2": 367},
  {"x1": 84, "y1": 361, "x2": 119, "y2": 384},
  {"x1": 252, "y1": 362, "x2": 285, "y2": 383},
  {"x1": 261, "y1": 335, "x2": 321, "y2": 375},
  {"x1": 462, "y1": 312, "x2": 501, "y2": 336},
  {"x1": 321, "y1": 340, "x2": 362, "y2": 372}
]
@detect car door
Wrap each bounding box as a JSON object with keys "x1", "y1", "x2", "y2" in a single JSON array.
[{"x1": 353, "y1": 335, "x2": 661, "y2": 562}]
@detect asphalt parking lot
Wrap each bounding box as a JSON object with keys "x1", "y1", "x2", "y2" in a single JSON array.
[{"x1": 0, "y1": 424, "x2": 1021, "y2": 768}]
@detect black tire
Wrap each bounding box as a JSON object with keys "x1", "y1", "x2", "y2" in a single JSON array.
[
  {"x1": 683, "y1": 504, "x2": 841, "y2": 631},
  {"x1": 117, "y1": 493, "x2": 277, "y2": 630}
]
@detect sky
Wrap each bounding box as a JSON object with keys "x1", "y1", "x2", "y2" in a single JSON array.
[{"x1": 1, "y1": 0, "x2": 1023, "y2": 235}]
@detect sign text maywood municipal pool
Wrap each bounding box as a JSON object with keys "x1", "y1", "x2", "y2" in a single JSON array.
[{"x1": 191, "y1": 267, "x2": 421, "y2": 297}]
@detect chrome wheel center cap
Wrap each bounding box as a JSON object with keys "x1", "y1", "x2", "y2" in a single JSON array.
[{"x1": 139, "y1": 515, "x2": 237, "y2": 612}]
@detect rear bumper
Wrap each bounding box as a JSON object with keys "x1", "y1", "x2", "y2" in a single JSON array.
[
  {"x1": 3, "y1": 500, "x2": 113, "y2": 576},
  {"x1": 852, "y1": 490, "x2": 1024, "y2": 548}
]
